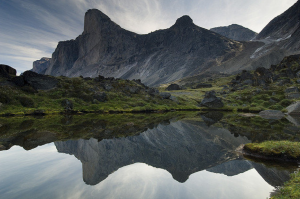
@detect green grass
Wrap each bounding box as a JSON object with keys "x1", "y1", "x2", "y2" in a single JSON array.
[
  {"x1": 271, "y1": 171, "x2": 300, "y2": 199},
  {"x1": 244, "y1": 141, "x2": 300, "y2": 159}
]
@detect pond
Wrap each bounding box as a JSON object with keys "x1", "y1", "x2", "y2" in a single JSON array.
[{"x1": 0, "y1": 112, "x2": 299, "y2": 199}]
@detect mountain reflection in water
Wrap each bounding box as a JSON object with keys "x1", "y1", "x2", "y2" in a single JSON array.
[{"x1": 0, "y1": 112, "x2": 299, "y2": 199}]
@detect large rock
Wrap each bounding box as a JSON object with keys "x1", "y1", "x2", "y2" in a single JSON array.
[
  {"x1": 22, "y1": 71, "x2": 58, "y2": 90},
  {"x1": 195, "y1": 83, "x2": 212, "y2": 89},
  {"x1": 286, "y1": 102, "x2": 300, "y2": 115},
  {"x1": 166, "y1": 84, "x2": 181, "y2": 91},
  {"x1": 285, "y1": 87, "x2": 299, "y2": 93},
  {"x1": 160, "y1": 92, "x2": 171, "y2": 99},
  {"x1": 0, "y1": 64, "x2": 16, "y2": 78},
  {"x1": 259, "y1": 110, "x2": 284, "y2": 120},
  {"x1": 200, "y1": 91, "x2": 224, "y2": 108}
]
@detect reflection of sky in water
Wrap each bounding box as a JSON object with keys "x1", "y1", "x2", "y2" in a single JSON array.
[{"x1": 0, "y1": 143, "x2": 273, "y2": 199}]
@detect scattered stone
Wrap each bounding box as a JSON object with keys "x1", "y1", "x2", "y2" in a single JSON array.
[
  {"x1": 286, "y1": 93, "x2": 300, "y2": 99},
  {"x1": 160, "y1": 92, "x2": 171, "y2": 99},
  {"x1": 126, "y1": 86, "x2": 140, "y2": 94},
  {"x1": 61, "y1": 99, "x2": 73, "y2": 111},
  {"x1": 285, "y1": 87, "x2": 299, "y2": 93},
  {"x1": 286, "y1": 102, "x2": 300, "y2": 115},
  {"x1": 200, "y1": 90, "x2": 224, "y2": 108},
  {"x1": 166, "y1": 84, "x2": 181, "y2": 91},
  {"x1": 259, "y1": 110, "x2": 284, "y2": 120},
  {"x1": 147, "y1": 88, "x2": 159, "y2": 96},
  {"x1": 195, "y1": 83, "x2": 212, "y2": 88},
  {"x1": 93, "y1": 92, "x2": 107, "y2": 102},
  {"x1": 103, "y1": 83, "x2": 113, "y2": 91}
]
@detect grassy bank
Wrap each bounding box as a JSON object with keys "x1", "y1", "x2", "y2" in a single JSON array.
[
  {"x1": 244, "y1": 141, "x2": 300, "y2": 161},
  {"x1": 271, "y1": 171, "x2": 300, "y2": 199}
]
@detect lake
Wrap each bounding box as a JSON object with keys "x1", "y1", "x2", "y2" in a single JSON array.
[{"x1": 0, "y1": 112, "x2": 299, "y2": 199}]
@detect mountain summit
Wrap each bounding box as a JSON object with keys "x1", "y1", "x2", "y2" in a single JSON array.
[{"x1": 43, "y1": 9, "x2": 242, "y2": 86}]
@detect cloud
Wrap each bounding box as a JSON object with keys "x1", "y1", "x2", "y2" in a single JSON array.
[{"x1": 0, "y1": 0, "x2": 298, "y2": 74}]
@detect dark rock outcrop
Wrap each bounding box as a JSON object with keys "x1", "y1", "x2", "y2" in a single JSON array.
[
  {"x1": 93, "y1": 92, "x2": 107, "y2": 102},
  {"x1": 0, "y1": 64, "x2": 16, "y2": 78},
  {"x1": 61, "y1": 99, "x2": 73, "y2": 111},
  {"x1": 21, "y1": 71, "x2": 58, "y2": 90},
  {"x1": 210, "y1": 24, "x2": 257, "y2": 41},
  {"x1": 166, "y1": 84, "x2": 181, "y2": 91},
  {"x1": 200, "y1": 91, "x2": 224, "y2": 108}
]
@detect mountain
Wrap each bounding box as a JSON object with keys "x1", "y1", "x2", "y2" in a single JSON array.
[
  {"x1": 210, "y1": 24, "x2": 257, "y2": 41},
  {"x1": 32, "y1": 57, "x2": 51, "y2": 74},
  {"x1": 43, "y1": 9, "x2": 243, "y2": 86}
]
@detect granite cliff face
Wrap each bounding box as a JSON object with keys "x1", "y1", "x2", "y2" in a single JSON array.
[
  {"x1": 44, "y1": 9, "x2": 242, "y2": 86},
  {"x1": 210, "y1": 24, "x2": 257, "y2": 41}
]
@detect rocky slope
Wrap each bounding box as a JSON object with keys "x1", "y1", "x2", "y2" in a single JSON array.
[
  {"x1": 43, "y1": 9, "x2": 243, "y2": 86},
  {"x1": 210, "y1": 24, "x2": 257, "y2": 41}
]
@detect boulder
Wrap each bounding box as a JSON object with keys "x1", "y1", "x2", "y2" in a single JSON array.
[
  {"x1": 61, "y1": 99, "x2": 73, "y2": 111},
  {"x1": 0, "y1": 64, "x2": 16, "y2": 78},
  {"x1": 93, "y1": 92, "x2": 107, "y2": 102},
  {"x1": 285, "y1": 87, "x2": 299, "y2": 93},
  {"x1": 259, "y1": 110, "x2": 284, "y2": 120},
  {"x1": 160, "y1": 92, "x2": 171, "y2": 99},
  {"x1": 286, "y1": 102, "x2": 300, "y2": 115},
  {"x1": 200, "y1": 91, "x2": 224, "y2": 108},
  {"x1": 166, "y1": 84, "x2": 181, "y2": 91},
  {"x1": 126, "y1": 86, "x2": 140, "y2": 94},
  {"x1": 286, "y1": 93, "x2": 300, "y2": 99},
  {"x1": 22, "y1": 71, "x2": 58, "y2": 90},
  {"x1": 195, "y1": 83, "x2": 212, "y2": 88},
  {"x1": 240, "y1": 70, "x2": 253, "y2": 81},
  {"x1": 147, "y1": 88, "x2": 159, "y2": 96}
]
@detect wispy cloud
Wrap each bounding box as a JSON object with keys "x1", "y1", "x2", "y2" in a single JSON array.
[{"x1": 0, "y1": 0, "x2": 297, "y2": 74}]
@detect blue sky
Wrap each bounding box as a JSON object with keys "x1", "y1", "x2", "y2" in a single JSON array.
[{"x1": 0, "y1": 0, "x2": 297, "y2": 74}]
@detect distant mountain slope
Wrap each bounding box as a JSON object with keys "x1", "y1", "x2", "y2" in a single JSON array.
[
  {"x1": 43, "y1": 9, "x2": 243, "y2": 86},
  {"x1": 210, "y1": 24, "x2": 257, "y2": 41}
]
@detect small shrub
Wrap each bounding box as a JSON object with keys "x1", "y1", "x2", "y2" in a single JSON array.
[
  {"x1": 279, "y1": 99, "x2": 293, "y2": 107},
  {"x1": 18, "y1": 96, "x2": 35, "y2": 108},
  {"x1": 269, "y1": 104, "x2": 284, "y2": 110}
]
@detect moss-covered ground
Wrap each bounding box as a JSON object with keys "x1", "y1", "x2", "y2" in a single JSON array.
[{"x1": 271, "y1": 171, "x2": 300, "y2": 199}]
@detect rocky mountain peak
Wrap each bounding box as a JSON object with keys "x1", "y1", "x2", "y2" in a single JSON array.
[
  {"x1": 84, "y1": 9, "x2": 113, "y2": 33},
  {"x1": 210, "y1": 24, "x2": 257, "y2": 41},
  {"x1": 173, "y1": 15, "x2": 194, "y2": 28}
]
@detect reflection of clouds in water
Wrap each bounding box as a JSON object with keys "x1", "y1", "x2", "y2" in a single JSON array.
[{"x1": 0, "y1": 144, "x2": 274, "y2": 199}]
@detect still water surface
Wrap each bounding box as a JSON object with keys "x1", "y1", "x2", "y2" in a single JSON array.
[{"x1": 0, "y1": 112, "x2": 299, "y2": 199}]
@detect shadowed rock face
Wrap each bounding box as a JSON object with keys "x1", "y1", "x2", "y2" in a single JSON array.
[
  {"x1": 210, "y1": 24, "x2": 257, "y2": 41},
  {"x1": 44, "y1": 9, "x2": 242, "y2": 86},
  {"x1": 55, "y1": 120, "x2": 250, "y2": 185}
]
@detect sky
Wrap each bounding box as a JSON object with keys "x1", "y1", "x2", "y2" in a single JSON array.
[{"x1": 0, "y1": 0, "x2": 298, "y2": 74}]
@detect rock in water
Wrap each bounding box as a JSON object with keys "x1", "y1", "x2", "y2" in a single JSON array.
[
  {"x1": 286, "y1": 102, "x2": 300, "y2": 115},
  {"x1": 259, "y1": 110, "x2": 284, "y2": 120},
  {"x1": 200, "y1": 91, "x2": 224, "y2": 108}
]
